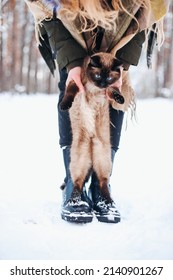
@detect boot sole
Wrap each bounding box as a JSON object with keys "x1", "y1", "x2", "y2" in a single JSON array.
[
  {"x1": 61, "y1": 212, "x2": 93, "y2": 223},
  {"x1": 95, "y1": 213, "x2": 121, "y2": 223}
]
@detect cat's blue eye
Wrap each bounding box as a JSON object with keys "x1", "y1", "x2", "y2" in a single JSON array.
[
  {"x1": 106, "y1": 76, "x2": 113, "y2": 82},
  {"x1": 95, "y1": 73, "x2": 101, "y2": 80}
]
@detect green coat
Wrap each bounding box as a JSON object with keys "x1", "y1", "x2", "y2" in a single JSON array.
[
  {"x1": 40, "y1": 18, "x2": 145, "y2": 74},
  {"x1": 25, "y1": 0, "x2": 169, "y2": 74},
  {"x1": 25, "y1": 0, "x2": 170, "y2": 111}
]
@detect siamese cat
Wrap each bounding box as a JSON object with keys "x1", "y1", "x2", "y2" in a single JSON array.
[{"x1": 60, "y1": 52, "x2": 124, "y2": 204}]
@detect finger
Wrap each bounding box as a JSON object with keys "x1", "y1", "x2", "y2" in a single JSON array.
[
  {"x1": 65, "y1": 76, "x2": 72, "y2": 87},
  {"x1": 66, "y1": 77, "x2": 84, "y2": 93},
  {"x1": 74, "y1": 77, "x2": 85, "y2": 93}
]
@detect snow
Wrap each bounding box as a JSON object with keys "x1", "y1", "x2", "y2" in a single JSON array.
[{"x1": 0, "y1": 93, "x2": 173, "y2": 260}]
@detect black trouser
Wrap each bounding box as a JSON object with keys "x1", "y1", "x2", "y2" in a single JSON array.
[{"x1": 57, "y1": 68, "x2": 124, "y2": 152}]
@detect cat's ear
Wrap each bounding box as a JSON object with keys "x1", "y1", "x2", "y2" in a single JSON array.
[
  {"x1": 89, "y1": 55, "x2": 102, "y2": 68},
  {"x1": 112, "y1": 58, "x2": 123, "y2": 71},
  {"x1": 60, "y1": 81, "x2": 79, "y2": 110}
]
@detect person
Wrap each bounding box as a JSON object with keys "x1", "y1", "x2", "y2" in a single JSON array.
[{"x1": 25, "y1": 0, "x2": 169, "y2": 223}]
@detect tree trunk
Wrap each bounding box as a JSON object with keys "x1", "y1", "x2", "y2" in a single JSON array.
[{"x1": 155, "y1": 2, "x2": 173, "y2": 97}]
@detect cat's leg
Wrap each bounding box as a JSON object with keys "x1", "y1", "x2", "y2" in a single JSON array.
[
  {"x1": 89, "y1": 109, "x2": 123, "y2": 223},
  {"x1": 92, "y1": 139, "x2": 112, "y2": 203},
  {"x1": 60, "y1": 81, "x2": 79, "y2": 110},
  {"x1": 58, "y1": 70, "x2": 93, "y2": 223},
  {"x1": 70, "y1": 140, "x2": 92, "y2": 199}
]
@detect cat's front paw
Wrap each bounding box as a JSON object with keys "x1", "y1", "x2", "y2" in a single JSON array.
[
  {"x1": 60, "y1": 82, "x2": 79, "y2": 111},
  {"x1": 113, "y1": 90, "x2": 125, "y2": 104},
  {"x1": 60, "y1": 100, "x2": 71, "y2": 111},
  {"x1": 107, "y1": 88, "x2": 125, "y2": 104}
]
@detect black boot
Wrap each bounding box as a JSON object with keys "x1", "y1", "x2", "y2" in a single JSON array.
[
  {"x1": 60, "y1": 146, "x2": 93, "y2": 223},
  {"x1": 89, "y1": 149, "x2": 121, "y2": 223}
]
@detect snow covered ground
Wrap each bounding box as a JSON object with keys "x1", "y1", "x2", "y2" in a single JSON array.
[{"x1": 0, "y1": 93, "x2": 173, "y2": 260}]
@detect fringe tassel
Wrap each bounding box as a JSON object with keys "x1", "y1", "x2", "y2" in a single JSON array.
[{"x1": 146, "y1": 18, "x2": 165, "y2": 68}]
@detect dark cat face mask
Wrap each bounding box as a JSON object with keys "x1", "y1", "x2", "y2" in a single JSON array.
[
  {"x1": 60, "y1": 53, "x2": 125, "y2": 111},
  {"x1": 87, "y1": 54, "x2": 123, "y2": 89}
]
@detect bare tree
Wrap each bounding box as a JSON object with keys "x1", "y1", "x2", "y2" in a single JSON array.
[
  {"x1": 0, "y1": 1, "x2": 172, "y2": 96},
  {"x1": 155, "y1": 2, "x2": 173, "y2": 97},
  {"x1": 0, "y1": 0, "x2": 57, "y2": 94}
]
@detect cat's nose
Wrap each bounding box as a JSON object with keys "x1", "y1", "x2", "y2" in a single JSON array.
[{"x1": 100, "y1": 82, "x2": 107, "y2": 88}]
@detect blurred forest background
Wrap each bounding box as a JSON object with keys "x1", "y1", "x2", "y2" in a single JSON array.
[{"x1": 0, "y1": 0, "x2": 173, "y2": 97}]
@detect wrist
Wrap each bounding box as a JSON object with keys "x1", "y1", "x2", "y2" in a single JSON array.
[{"x1": 66, "y1": 58, "x2": 84, "y2": 72}]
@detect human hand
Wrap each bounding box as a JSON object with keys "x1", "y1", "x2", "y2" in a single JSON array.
[{"x1": 66, "y1": 67, "x2": 85, "y2": 93}]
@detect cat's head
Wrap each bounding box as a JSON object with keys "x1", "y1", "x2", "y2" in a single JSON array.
[{"x1": 86, "y1": 52, "x2": 123, "y2": 89}]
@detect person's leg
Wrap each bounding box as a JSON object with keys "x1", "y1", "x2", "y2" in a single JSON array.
[
  {"x1": 89, "y1": 107, "x2": 124, "y2": 223},
  {"x1": 57, "y1": 69, "x2": 93, "y2": 223},
  {"x1": 109, "y1": 108, "x2": 124, "y2": 154},
  {"x1": 58, "y1": 68, "x2": 72, "y2": 149}
]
